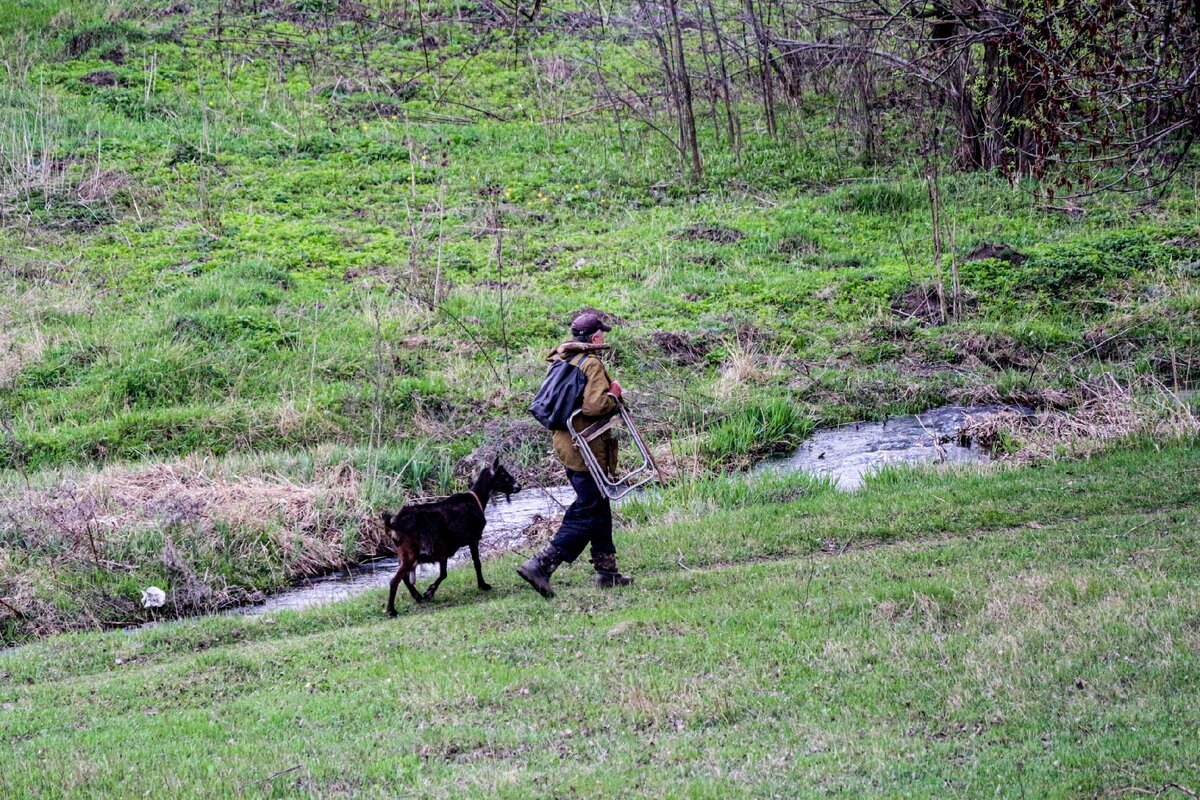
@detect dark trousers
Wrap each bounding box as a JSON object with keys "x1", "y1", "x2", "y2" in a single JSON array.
[{"x1": 551, "y1": 468, "x2": 615, "y2": 562}]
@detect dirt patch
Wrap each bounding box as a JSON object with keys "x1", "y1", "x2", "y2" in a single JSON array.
[
  {"x1": 649, "y1": 331, "x2": 711, "y2": 366},
  {"x1": 776, "y1": 234, "x2": 820, "y2": 255},
  {"x1": 892, "y1": 284, "x2": 945, "y2": 325},
  {"x1": 153, "y1": 1, "x2": 192, "y2": 16},
  {"x1": 64, "y1": 29, "x2": 105, "y2": 58},
  {"x1": 950, "y1": 330, "x2": 1042, "y2": 371},
  {"x1": 964, "y1": 242, "x2": 1028, "y2": 265},
  {"x1": 1080, "y1": 321, "x2": 1137, "y2": 360},
  {"x1": 672, "y1": 223, "x2": 746, "y2": 244},
  {"x1": 80, "y1": 70, "x2": 121, "y2": 87},
  {"x1": 892, "y1": 283, "x2": 978, "y2": 326}
]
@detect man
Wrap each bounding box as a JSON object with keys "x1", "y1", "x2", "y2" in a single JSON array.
[{"x1": 518, "y1": 311, "x2": 634, "y2": 598}]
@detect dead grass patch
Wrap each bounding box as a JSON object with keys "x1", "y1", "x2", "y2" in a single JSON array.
[
  {"x1": 714, "y1": 338, "x2": 785, "y2": 401},
  {"x1": 982, "y1": 572, "x2": 1051, "y2": 622},
  {"x1": 520, "y1": 513, "x2": 561, "y2": 546},
  {"x1": 949, "y1": 330, "x2": 1042, "y2": 370},
  {"x1": 0, "y1": 325, "x2": 50, "y2": 388},
  {"x1": 962, "y1": 377, "x2": 1198, "y2": 462},
  {"x1": 0, "y1": 456, "x2": 379, "y2": 635},
  {"x1": 672, "y1": 223, "x2": 746, "y2": 244}
]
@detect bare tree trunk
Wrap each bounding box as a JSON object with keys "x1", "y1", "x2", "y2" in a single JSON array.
[
  {"x1": 705, "y1": 0, "x2": 741, "y2": 153},
  {"x1": 924, "y1": 152, "x2": 948, "y2": 325},
  {"x1": 644, "y1": 12, "x2": 685, "y2": 172},
  {"x1": 667, "y1": 0, "x2": 703, "y2": 179},
  {"x1": 743, "y1": 0, "x2": 777, "y2": 136},
  {"x1": 692, "y1": 0, "x2": 724, "y2": 142}
]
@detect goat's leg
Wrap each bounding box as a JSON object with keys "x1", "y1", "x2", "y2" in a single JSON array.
[
  {"x1": 401, "y1": 560, "x2": 424, "y2": 604},
  {"x1": 387, "y1": 567, "x2": 404, "y2": 616},
  {"x1": 422, "y1": 560, "x2": 448, "y2": 601},
  {"x1": 469, "y1": 543, "x2": 491, "y2": 591}
]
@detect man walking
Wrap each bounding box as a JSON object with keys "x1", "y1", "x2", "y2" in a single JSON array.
[{"x1": 518, "y1": 312, "x2": 634, "y2": 597}]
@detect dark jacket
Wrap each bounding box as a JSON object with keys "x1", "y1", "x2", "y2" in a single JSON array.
[{"x1": 545, "y1": 341, "x2": 618, "y2": 474}]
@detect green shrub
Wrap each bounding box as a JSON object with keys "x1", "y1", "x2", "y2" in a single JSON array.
[
  {"x1": 20, "y1": 344, "x2": 107, "y2": 390},
  {"x1": 705, "y1": 399, "x2": 815, "y2": 463},
  {"x1": 106, "y1": 350, "x2": 230, "y2": 410},
  {"x1": 1020, "y1": 233, "x2": 1165, "y2": 296},
  {"x1": 843, "y1": 183, "x2": 921, "y2": 215}
]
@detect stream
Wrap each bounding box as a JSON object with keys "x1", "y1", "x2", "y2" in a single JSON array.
[
  {"x1": 0, "y1": 404, "x2": 1013, "y2": 648},
  {"x1": 755, "y1": 404, "x2": 1015, "y2": 490},
  {"x1": 236, "y1": 404, "x2": 1012, "y2": 614}
]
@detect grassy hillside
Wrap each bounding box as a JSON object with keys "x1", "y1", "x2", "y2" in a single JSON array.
[
  {"x1": 2, "y1": 442, "x2": 1198, "y2": 797},
  {"x1": 1, "y1": 0, "x2": 1197, "y2": 478}
]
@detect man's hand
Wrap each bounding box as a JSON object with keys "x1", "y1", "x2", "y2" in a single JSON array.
[{"x1": 609, "y1": 380, "x2": 623, "y2": 398}]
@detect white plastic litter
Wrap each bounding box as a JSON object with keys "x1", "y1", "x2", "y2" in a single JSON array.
[{"x1": 141, "y1": 587, "x2": 167, "y2": 609}]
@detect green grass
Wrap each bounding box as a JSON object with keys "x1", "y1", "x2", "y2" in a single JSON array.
[
  {"x1": 2, "y1": 441, "x2": 1198, "y2": 797},
  {"x1": 703, "y1": 399, "x2": 815, "y2": 464}
]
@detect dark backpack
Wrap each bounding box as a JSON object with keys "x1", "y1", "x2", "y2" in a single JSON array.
[{"x1": 529, "y1": 353, "x2": 589, "y2": 431}]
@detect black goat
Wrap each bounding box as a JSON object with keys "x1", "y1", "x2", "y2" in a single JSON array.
[{"x1": 381, "y1": 457, "x2": 521, "y2": 615}]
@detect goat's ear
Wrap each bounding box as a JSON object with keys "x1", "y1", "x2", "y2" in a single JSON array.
[
  {"x1": 381, "y1": 512, "x2": 392, "y2": 527},
  {"x1": 492, "y1": 455, "x2": 501, "y2": 469}
]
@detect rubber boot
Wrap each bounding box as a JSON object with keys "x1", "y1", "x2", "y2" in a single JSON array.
[
  {"x1": 591, "y1": 552, "x2": 633, "y2": 588},
  {"x1": 517, "y1": 544, "x2": 564, "y2": 598}
]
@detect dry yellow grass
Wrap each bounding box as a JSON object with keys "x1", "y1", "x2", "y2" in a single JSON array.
[{"x1": 963, "y1": 376, "x2": 1199, "y2": 462}]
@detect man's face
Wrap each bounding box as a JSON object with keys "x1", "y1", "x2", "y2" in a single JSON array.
[{"x1": 591, "y1": 330, "x2": 606, "y2": 345}]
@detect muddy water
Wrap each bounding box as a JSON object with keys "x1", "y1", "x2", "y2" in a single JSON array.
[
  {"x1": 239, "y1": 486, "x2": 576, "y2": 615},
  {"x1": 757, "y1": 405, "x2": 1018, "y2": 490}
]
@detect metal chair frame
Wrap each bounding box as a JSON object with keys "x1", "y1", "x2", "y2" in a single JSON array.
[{"x1": 568, "y1": 395, "x2": 663, "y2": 500}]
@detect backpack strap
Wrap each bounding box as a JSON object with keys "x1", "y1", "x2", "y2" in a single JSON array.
[{"x1": 567, "y1": 352, "x2": 589, "y2": 368}]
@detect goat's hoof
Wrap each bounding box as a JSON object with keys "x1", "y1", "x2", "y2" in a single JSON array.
[
  {"x1": 386, "y1": 608, "x2": 398, "y2": 618},
  {"x1": 421, "y1": 591, "x2": 435, "y2": 601},
  {"x1": 478, "y1": 583, "x2": 493, "y2": 592}
]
